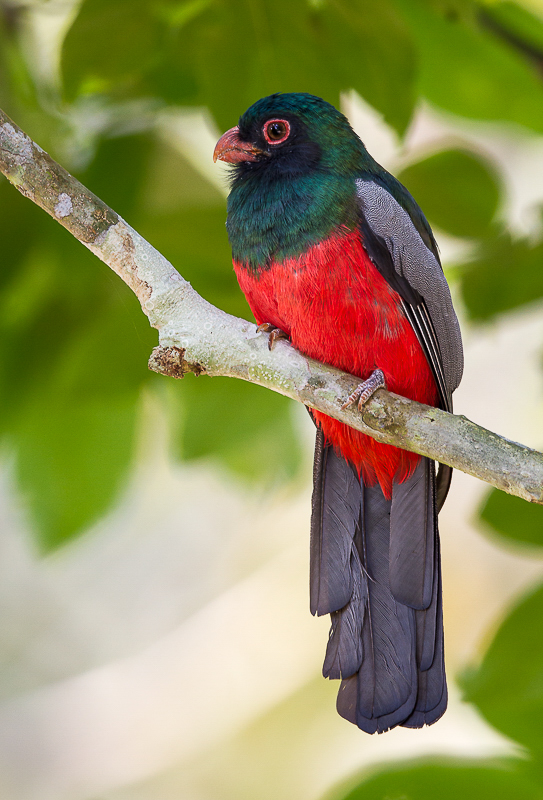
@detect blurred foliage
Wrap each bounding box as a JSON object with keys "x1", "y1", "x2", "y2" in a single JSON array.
[
  {"x1": 398, "y1": 149, "x2": 501, "y2": 238},
  {"x1": 460, "y1": 218, "x2": 543, "y2": 319},
  {"x1": 462, "y1": 582, "x2": 543, "y2": 756},
  {"x1": 330, "y1": 759, "x2": 543, "y2": 800},
  {"x1": 2, "y1": 0, "x2": 543, "y2": 791},
  {"x1": 1, "y1": 0, "x2": 541, "y2": 547},
  {"x1": 62, "y1": 0, "x2": 417, "y2": 134},
  {"x1": 167, "y1": 375, "x2": 301, "y2": 481},
  {"x1": 15, "y1": 393, "x2": 138, "y2": 550},
  {"x1": 482, "y1": 2, "x2": 543, "y2": 64},
  {"x1": 398, "y1": 0, "x2": 543, "y2": 132},
  {"x1": 480, "y1": 488, "x2": 543, "y2": 549},
  {"x1": 0, "y1": 0, "x2": 540, "y2": 549}
]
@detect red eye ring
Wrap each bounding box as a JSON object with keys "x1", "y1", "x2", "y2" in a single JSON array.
[{"x1": 263, "y1": 119, "x2": 291, "y2": 145}]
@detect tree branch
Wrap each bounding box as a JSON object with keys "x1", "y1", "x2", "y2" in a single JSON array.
[{"x1": 1, "y1": 108, "x2": 542, "y2": 505}]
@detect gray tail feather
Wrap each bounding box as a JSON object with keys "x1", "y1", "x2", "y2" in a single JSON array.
[{"x1": 310, "y1": 429, "x2": 447, "y2": 734}]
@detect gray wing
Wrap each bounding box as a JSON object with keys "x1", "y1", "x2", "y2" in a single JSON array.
[{"x1": 355, "y1": 178, "x2": 463, "y2": 407}]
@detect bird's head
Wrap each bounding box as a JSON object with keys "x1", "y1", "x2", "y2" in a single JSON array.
[{"x1": 213, "y1": 93, "x2": 366, "y2": 179}]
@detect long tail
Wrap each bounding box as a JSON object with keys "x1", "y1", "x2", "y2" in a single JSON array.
[{"x1": 310, "y1": 429, "x2": 446, "y2": 733}]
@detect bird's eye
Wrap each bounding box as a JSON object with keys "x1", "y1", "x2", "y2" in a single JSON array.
[{"x1": 263, "y1": 119, "x2": 290, "y2": 144}]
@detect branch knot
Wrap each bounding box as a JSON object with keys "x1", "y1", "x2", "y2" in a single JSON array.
[{"x1": 148, "y1": 346, "x2": 204, "y2": 379}]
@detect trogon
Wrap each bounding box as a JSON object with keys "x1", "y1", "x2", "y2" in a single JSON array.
[{"x1": 214, "y1": 93, "x2": 463, "y2": 733}]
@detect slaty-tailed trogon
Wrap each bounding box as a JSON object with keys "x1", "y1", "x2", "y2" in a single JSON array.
[{"x1": 213, "y1": 93, "x2": 463, "y2": 733}]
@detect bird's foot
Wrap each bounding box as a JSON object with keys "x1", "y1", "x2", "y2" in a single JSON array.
[
  {"x1": 257, "y1": 322, "x2": 290, "y2": 351},
  {"x1": 341, "y1": 369, "x2": 386, "y2": 411}
]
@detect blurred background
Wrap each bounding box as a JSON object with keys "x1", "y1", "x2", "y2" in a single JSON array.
[{"x1": 1, "y1": 0, "x2": 543, "y2": 797}]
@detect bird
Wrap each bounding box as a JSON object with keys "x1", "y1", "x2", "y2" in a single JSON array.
[{"x1": 213, "y1": 93, "x2": 463, "y2": 733}]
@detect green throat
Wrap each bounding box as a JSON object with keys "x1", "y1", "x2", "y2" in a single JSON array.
[{"x1": 226, "y1": 169, "x2": 360, "y2": 271}]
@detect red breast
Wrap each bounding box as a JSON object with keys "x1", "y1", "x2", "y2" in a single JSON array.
[{"x1": 234, "y1": 228, "x2": 438, "y2": 496}]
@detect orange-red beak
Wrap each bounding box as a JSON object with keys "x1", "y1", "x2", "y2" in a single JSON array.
[{"x1": 213, "y1": 126, "x2": 264, "y2": 164}]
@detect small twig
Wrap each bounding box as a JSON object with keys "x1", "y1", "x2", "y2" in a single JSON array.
[{"x1": 1, "y1": 108, "x2": 542, "y2": 504}]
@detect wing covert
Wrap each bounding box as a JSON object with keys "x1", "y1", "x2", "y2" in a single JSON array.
[{"x1": 355, "y1": 178, "x2": 463, "y2": 409}]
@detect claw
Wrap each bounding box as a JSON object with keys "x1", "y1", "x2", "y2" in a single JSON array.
[
  {"x1": 341, "y1": 369, "x2": 386, "y2": 411},
  {"x1": 257, "y1": 322, "x2": 290, "y2": 351}
]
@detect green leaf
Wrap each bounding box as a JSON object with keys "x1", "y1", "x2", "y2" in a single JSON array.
[
  {"x1": 166, "y1": 375, "x2": 302, "y2": 483},
  {"x1": 482, "y1": 2, "x2": 543, "y2": 57},
  {"x1": 459, "y1": 222, "x2": 543, "y2": 321},
  {"x1": 322, "y1": 0, "x2": 416, "y2": 134},
  {"x1": 0, "y1": 7, "x2": 39, "y2": 115},
  {"x1": 79, "y1": 131, "x2": 156, "y2": 220},
  {"x1": 4, "y1": 287, "x2": 154, "y2": 548},
  {"x1": 331, "y1": 758, "x2": 543, "y2": 800},
  {"x1": 397, "y1": 0, "x2": 543, "y2": 134},
  {"x1": 0, "y1": 172, "x2": 48, "y2": 293},
  {"x1": 61, "y1": 0, "x2": 165, "y2": 101},
  {"x1": 51, "y1": 298, "x2": 157, "y2": 400},
  {"x1": 0, "y1": 237, "x2": 94, "y2": 431},
  {"x1": 0, "y1": 14, "x2": 11, "y2": 110},
  {"x1": 462, "y1": 582, "x2": 543, "y2": 754},
  {"x1": 480, "y1": 488, "x2": 543, "y2": 549},
  {"x1": 0, "y1": 137, "x2": 157, "y2": 545},
  {"x1": 14, "y1": 392, "x2": 138, "y2": 551},
  {"x1": 0, "y1": 214, "x2": 155, "y2": 419},
  {"x1": 154, "y1": 0, "x2": 331, "y2": 131},
  {"x1": 397, "y1": 149, "x2": 501, "y2": 238},
  {"x1": 62, "y1": 0, "x2": 417, "y2": 134}
]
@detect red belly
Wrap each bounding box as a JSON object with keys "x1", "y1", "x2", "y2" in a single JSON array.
[{"x1": 234, "y1": 227, "x2": 438, "y2": 496}]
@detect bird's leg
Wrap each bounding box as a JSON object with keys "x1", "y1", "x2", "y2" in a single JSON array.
[
  {"x1": 256, "y1": 322, "x2": 290, "y2": 351},
  {"x1": 341, "y1": 369, "x2": 386, "y2": 411}
]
